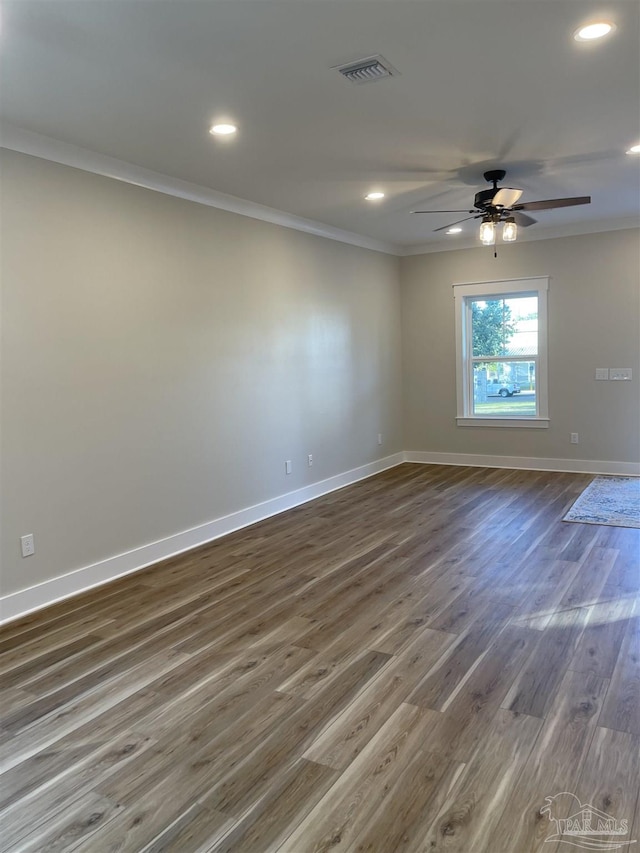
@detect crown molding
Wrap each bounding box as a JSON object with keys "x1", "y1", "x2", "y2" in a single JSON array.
[
  {"x1": 0, "y1": 122, "x2": 399, "y2": 256},
  {"x1": 2, "y1": 123, "x2": 637, "y2": 259},
  {"x1": 399, "y1": 216, "x2": 640, "y2": 256}
]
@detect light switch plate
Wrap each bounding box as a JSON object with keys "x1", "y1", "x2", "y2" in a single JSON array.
[
  {"x1": 595, "y1": 369, "x2": 609, "y2": 380},
  {"x1": 609, "y1": 368, "x2": 632, "y2": 381}
]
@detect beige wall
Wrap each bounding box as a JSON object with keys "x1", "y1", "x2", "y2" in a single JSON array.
[
  {"x1": 0, "y1": 150, "x2": 403, "y2": 597},
  {"x1": 401, "y1": 229, "x2": 640, "y2": 463},
  {"x1": 2, "y1": 148, "x2": 638, "y2": 606}
]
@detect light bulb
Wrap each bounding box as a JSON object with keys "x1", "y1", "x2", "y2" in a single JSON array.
[
  {"x1": 502, "y1": 219, "x2": 518, "y2": 242},
  {"x1": 479, "y1": 220, "x2": 495, "y2": 245}
]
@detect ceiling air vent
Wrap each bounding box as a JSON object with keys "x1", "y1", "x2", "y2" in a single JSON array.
[{"x1": 334, "y1": 55, "x2": 399, "y2": 84}]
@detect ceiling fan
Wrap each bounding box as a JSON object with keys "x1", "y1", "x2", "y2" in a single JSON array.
[{"x1": 411, "y1": 169, "x2": 591, "y2": 244}]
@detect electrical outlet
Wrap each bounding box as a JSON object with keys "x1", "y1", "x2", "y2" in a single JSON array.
[
  {"x1": 307, "y1": 454, "x2": 313, "y2": 467},
  {"x1": 285, "y1": 460, "x2": 292, "y2": 475},
  {"x1": 377, "y1": 433, "x2": 383, "y2": 445},
  {"x1": 21, "y1": 534, "x2": 35, "y2": 557},
  {"x1": 570, "y1": 433, "x2": 579, "y2": 445}
]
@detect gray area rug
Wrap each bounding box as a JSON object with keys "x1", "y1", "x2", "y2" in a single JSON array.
[{"x1": 563, "y1": 475, "x2": 640, "y2": 528}]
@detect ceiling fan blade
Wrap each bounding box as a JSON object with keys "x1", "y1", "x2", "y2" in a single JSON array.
[
  {"x1": 433, "y1": 215, "x2": 481, "y2": 232},
  {"x1": 492, "y1": 187, "x2": 523, "y2": 208},
  {"x1": 411, "y1": 209, "x2": 475, "y2": 214},
  {"x1": 513, "y1": 196, "x2": 591, "y2": 212},
  {"x1": 511, "y1": 211, "x2": 537, "y2": 227}
]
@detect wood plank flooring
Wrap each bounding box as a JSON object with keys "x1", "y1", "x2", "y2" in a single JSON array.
[{"x1": 1, "y1": 463, "x2": 639, "y2": 852}]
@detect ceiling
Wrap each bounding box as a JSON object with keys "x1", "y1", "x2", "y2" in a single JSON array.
[{"x1": 1, "y1": 0, "x2": 639, "y2": 253}]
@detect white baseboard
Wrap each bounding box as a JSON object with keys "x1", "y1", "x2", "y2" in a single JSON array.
[
  {"x1": 3, "y1": 448, "x2": 638, "y2": 625},
  {"x1": 403, "y1": 450, "x2": 640, "y2": 476},
  {"x1": 0, "y1": 453, "x2": 404, "y2": 625}
]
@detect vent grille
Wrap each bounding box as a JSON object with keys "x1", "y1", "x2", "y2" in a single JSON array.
[{"x1": 334, "y1": 55, "x2": 398, "y2": 84}]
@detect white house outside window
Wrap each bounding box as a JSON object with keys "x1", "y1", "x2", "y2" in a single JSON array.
[{"x1": 453, "y1": 277, "x2": 549, "y2": 428}]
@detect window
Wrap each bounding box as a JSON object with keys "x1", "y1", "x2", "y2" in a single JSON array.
[{"x1": 453, "y1": 277, "x2": 549, "y2": 428}]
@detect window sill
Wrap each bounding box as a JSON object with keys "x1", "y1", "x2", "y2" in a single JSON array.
[{"x1": 456, "y1": 417, "x2": 550, "y2": 429}]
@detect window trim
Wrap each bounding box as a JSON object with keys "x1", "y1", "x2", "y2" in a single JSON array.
[{"x1": 453, "y1": 276, "x2": 549, "y2": 428}]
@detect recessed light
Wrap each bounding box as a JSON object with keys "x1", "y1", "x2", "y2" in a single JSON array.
[
  {"x1": 446, "y1": 227, "x2": 463, "y2": 235},
  {"x1": 365, "y1": 191, "x2": 385, "y2": 201},
  {"x1": 573, "y1": 21, "x2": 615, "y2": 41},
  {"x1": 626, "y1": 143, "x2": 640, "y2": 155},
  {"x1": 209, "y1": 123, "x2": 237, "y2": 136}
]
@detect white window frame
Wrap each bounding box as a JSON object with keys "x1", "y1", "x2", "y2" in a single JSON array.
[{"x1": 453, "y1": 276, "x2": 549, "y2": 428}]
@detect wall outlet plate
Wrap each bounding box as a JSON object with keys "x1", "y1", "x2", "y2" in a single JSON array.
[
  {"x1": 21, "y1": 534, "x2": 35, "y2": 557},
  {"x1": 595, "y1": 368, "x2": 609, "y2": 380}
]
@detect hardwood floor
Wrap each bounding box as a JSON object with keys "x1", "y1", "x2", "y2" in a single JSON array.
[{"x1": 1, "y1": 463, "x2": 638, "y2": 852}]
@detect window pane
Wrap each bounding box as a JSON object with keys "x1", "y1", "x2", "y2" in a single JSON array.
[
  {"x1": 471, "y1": 296, "x2": 538, "y2": 358},
  {"x1": 473, "y1": 361, "x2": 537, "y2": 417}
]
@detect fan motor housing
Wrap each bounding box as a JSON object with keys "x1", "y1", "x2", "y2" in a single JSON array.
[
  {"x1": 475, "y1": 169, "x2": 508, "y2": 210},
  {"x1": 474, "y1": 188, "x2": 496, "y2": 210}
]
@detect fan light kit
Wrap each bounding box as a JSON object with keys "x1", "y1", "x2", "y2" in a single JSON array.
[
  {"x1": 412, "y1": 169, "x2": 591, "y2": 253},
  {"x1": 502, "y1": 218, "x2": 518, "y2": 242},
  {"x1": 479, "y1": 219, "x2": 495, "y2": 245},
  {"x1": 479, "y1": 215, "x2": 516, "y2": 245}
]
